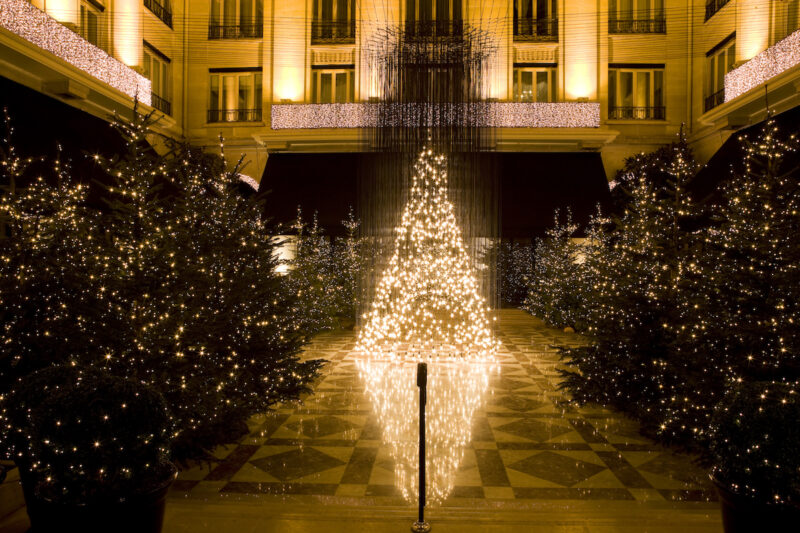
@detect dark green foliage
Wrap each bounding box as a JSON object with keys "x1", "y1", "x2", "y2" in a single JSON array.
[
  {"x1": 497, "y1": 240, "x2": 533, "y2": 307},
  {"x1": 4, "y1": 366, "x2": 172, "y2": 503},
  {"x1": 524, "y1": 211, "x2": 586, "y2": 328},
  {"x1": 708, "y1": 380, "x2": 800, "y2": 505},
  {"x1": 0, "y1": 110, "x2": 322, "y2": 464}
]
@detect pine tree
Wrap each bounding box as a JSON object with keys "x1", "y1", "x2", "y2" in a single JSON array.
[
  {"x1": 560, "y1": 133, "x2": 702, "y2": 439},
  {"x1": 497, "y1": 240, "x2": 533, "y2": 307},
  {"x1": 524, "y1": 210, "x2": 586, "y2": 329}
]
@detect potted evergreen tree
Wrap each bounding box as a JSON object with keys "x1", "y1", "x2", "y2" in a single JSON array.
[
  {"x1": 3, "y1": 365, "x2": 176, "y2": 533},
  {"x1": 708, "y1": 380, "x2": 800, "y2": 532}
]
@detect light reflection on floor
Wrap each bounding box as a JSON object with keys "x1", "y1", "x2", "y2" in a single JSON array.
[{"x1": 172, "y1": 309, "x2": 716, "y2": 507}]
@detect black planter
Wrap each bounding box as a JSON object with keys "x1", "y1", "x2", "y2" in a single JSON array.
[
  {"x1": 713, "y1": 476, "x2": 800, "y2": 533},
  {"x1": 24, "y1": 463, "x2": 177, "y2": 533}
]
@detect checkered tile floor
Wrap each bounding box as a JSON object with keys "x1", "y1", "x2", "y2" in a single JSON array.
[{"x1": 171, "y1": 309, "x2": 715, "y2": 506}]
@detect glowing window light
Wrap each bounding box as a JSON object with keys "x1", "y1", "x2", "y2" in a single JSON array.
[
  {"x1": 271, "y1": 102, "x2": 601, "y2": 129},
  {"x1": 0, "y1": 0, "x2": 151, "y2": 105},
  {"x1": 725, "y1": 29, "x2": 800, "y2": 103}
]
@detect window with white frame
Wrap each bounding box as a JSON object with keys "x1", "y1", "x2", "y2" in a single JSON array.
[
  {"x1": 312, "y1": 0, "x2": 355, "y2": 43},
  {"x1": 704, "y1": 35, "x2": 734, "y2": 112},
  {"x1": 405, "y1": 0, "x2": 463, "y2": 34},
  {"x1": 79, "y1": 0, "x2": 103, "y2": 47},
  {"x1": 209, "y1": 0, "x2": 263, "y2": 39},
  {"x1": 208, "y1": 70, "x2": 263, "y2": 122},
  {"x1": 311, "y1": 68, "x2": 355, "y2": 103},
  {"x1": 609, "y1": 0, "x2": 665, "y2": 33},
  {"x1": 513, "y1": 0, "x2": 558, "y2": 40},
  {"x1": 143, "y1": 43, "x2": 171, "y2": 115},
  {"x1": 512, "y1": 66, "x2": 557, "y2": 102},
  {"x1": 608, "y1": 66, "x2": 665, "y2": 119}
]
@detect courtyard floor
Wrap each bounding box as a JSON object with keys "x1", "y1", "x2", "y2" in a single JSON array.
[{"x1": 0, "y1": 309, "x2": 722, "y2": 532}]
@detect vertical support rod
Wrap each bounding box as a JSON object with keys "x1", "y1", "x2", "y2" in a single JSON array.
[{"x1": 412, "y1": 362, "x2": 431, "y2": 533}]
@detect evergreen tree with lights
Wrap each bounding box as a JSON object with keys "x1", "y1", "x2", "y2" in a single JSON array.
[
  {"x1": 497, "y1": 240, "x2": 533, "y2": 307},
  {"x1": 524, "y1": 210, "x2": 586, "y2": 329},
  {"x1": 667, "y1": 113, "x2": 800, "y2": 445},
  {"x1": 560, "y1": 132, "x2": 702, "y2": 438},
  {"x1": 356, "y1": 147, "x2": 496, "y2": 358},
  {"x1": 1, "y1": 110, "x2": 321, "y2": 463}
]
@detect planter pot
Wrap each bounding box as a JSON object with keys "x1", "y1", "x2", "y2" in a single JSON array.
[
  {"x1": 24, "y1": 463, "x2": 177, "y2": 533},
  {"x1": 713, "y1": 476, "x2": 800, "y2": 533}
]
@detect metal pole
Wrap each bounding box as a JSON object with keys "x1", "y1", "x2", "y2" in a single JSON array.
[{"x1": 411, "y1": 362, "x2": 431, "y2": 533}]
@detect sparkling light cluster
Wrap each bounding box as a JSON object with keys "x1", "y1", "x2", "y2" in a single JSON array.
[
  {"x1": 355, "y1": 357, "x2": 496, "y2": 504},
  {"x1": 355, "y1": 148, "x2": 499, "y2": 359},
  {"x1": 0, "y1": 0, "x2": 151, "y2": 105},
  {"x1": 271, "y1": 102, "x2": 600, "y2": 129},
  {"x1": 725, "y1": 29, "x2": 800, "y2": 102}
]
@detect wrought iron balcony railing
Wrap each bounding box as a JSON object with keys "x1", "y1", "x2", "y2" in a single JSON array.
[
  {"x1": 144, "y1": 0, "x2": 172, "y2": 28},
  {"x1": 403, "y1": 20, "x2": 465, "y2": 38},
  {"x1": 311, "y1": 20, "x2": 356, "y2": 44},
  {"x1": 207, "y1": 108, "x2": 262, "y2": 123},
  {"x1": 704, "y1": 89, "x2": 725, "y2": 112},
  {"x1": 608, "y1": 17, "x2": 666, "y2": 34},
  {"x1": 705, "y1": 0, "x2": 730, "y2": 21},
  {"x1": 513, "y1": 17, "x2": 558, "y2": 42},
  {"x1": 608, "y1": 106, "x2": 666, "y2": 120},
  {"x1": 208, "y1": 21, "x2": 263, "y2": 40},
  {"x1": 151, "y1": 93, "x2": 171, "y2": 116}
]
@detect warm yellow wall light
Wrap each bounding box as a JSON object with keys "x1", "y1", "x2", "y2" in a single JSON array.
[
  {"x1": 113, "y1": 0, "x2": 142, "y2": 67},
  {"x1": 275, "y1": 67, "x2": 304, "y2": 102},
  {"x1": 44, "y1": 0, "x2": 78, "y2": 25},
  {"x1": 737, "y1": 0, "x2": 770, "y2": 61}
]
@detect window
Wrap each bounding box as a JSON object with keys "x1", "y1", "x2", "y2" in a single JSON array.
[
  {"x1": 704, "y1": 0, "x2": 730, "y2": 22},
  {"x1": 512, "y1": 66, "x2": 557, "y2": 102},
  {"x1": 704, "y1": 36, "x2": 734, "y2": 112},
  {"x1": 405, "y1": 0, "x2": 463, "y2": 35},
  {"x1": 311, "y1": 68, "x2": 355, "y2": 103},
  {"x1": 312, "y1": 0, "x2": 355, "y2": 44},
  {"x1": 609, "y1": 0, "x2": 665, "y2": 34},
  {"x1": 208, "y1": 70, "x2": 263, "y2": 122},
  {"x1": 775, "y1": 0, "x2": 800, "y2": 42},
  {"x1": 209, "y1": 0, "x2": 263, "y2": 39},
  {"x1": 79, "y1": 0, "x2": 102, "y2": 48},
  {"x1": 513, "y1": 0, "x2": 558, "y2": 41},
  {"x1": 608, "y1": 66, "x2": 665, "y2": 120},
  {"x1": 144, "y1": 0, "x2": 172, "y2": 28},
  {"x1": 143, "y1": 43, "x2": 171, "y2": 115}
]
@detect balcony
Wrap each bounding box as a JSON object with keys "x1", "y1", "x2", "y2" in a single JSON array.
[
  {"x1": 705, "y1": 0, "x2": 730, "y2": 21},
  {"x1": 704, "y1": 89, "x2": 724, "y2": 112},
  {"x1": 608, "y1": 106, "x2": 665, "y2": 120},
  {"x1": 144, "y1": 0, "x2": 172, "y2": 28},
  {"x1": 725, "y1": 29, "x2": 800, "y2": 102},
  {"x1": 208, "y1": 21, "x2": 263, "y2": 40},
  {"x1": 513, "y1": 18, "x2": 558, "y2": 42},
  {"x1": 151, "y1": 93, "x2": 171, "y2": 116},
  {"x1": 207, "y1": 108, "x2": 262, "y2": 123},
  {"x1": 608, "y1": 17, "x2": 666, "y2": 34},
  {"x1": 311, "y1": 20, "x2": 355, "y2": 45}
]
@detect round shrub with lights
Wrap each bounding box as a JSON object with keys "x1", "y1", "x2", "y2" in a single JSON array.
[{"x1": 708, "y1": 380, "x2": 800, "y2": 532}]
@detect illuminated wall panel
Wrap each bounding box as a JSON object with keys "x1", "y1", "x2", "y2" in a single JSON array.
[{"x1": 113, "y1": 0, "x2": 142, "y2": 67}]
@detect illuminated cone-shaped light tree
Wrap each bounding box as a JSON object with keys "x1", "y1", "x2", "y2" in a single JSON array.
[{"x1": 356, "y1": 147, "x2": 497, "y2": 359}]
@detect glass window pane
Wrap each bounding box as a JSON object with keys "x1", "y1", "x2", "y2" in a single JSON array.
[
  {"x1": 521, "y1": 71, "x2": 533, "y2": 101},
  {"x1": 654, "y1": 70, "x2": 663, "y2": 107},
  {"x1": 224, "y1": 0, "x2": 236, "y2": 25},
  {"x1": 437, "y1": 0, "x2": 449, "y2": 22},
  {"x1": 636, "y1": 71, "x2": 650, "y2": 107},
  {"x1": 609, "y1": 0, "x2": 617, "y2": 19},
  {"x1": 621, "y1": 0, "x2": 632, "y2": 18},
  {"x1": 513, "y1": 70, "x2": 519, "y2": 99},
  {"x1": 322, "y1": 0, "x2": 333, "y2": 20},
  {"x1": 609, "y1": 70, "x2": 617, "y2": 108},
  {"x1": 727, "y1": 43, "x2": 736, "y2": 71},
  {"x1": 717, "y1": 54, "x2": 725, "y2": 91},
  {"x1": 420, "y1": 0, "x2": 432, "y2": 22},
  {"x1": 153, "y1": 60, "x2": 161, "y2": 94},
  {"x1": 255, "y1": 73, "x2": 262, "y2": 109},
  {"x1": 536, "y1": 71, "x2": 548, "y2": 102},
  {"x1": 210, "y1": 75, "x2": 220, "y2": 111},
  {"x1": 312, "y1": 73, "x2": 318, "y2": 103},
  {"x1": 241, "y1": 0, "x2": 251, "y2": 24},
  {"x1": 223, "y1": 75, "x2": 236, "y2": 112},
  {"x1": 239, "y1": 75, "x2": 252, "y2": 109},
  {"x1": 654, "y1": 0, "x2": 664, "y2": 16},
  {"x1": 321, "y1": 73, "x2": 332, "y2": 102},
  {"x1": 335, "y1": 73, "x2": 347, "y2": 103},
  {"x1": 453, "y1": 0, "x2": 461, "y2": 21},
  {"x1": 211, "y1": 0, "x2": 220, "y2": 24},
  {"x1": 537, "y1": 0, "x2": 547, "y2": 19},
  {"x1": 621, "y1": 71, "x2": 633, "y2": 107},
  {"x1": 637, "y1": 0, "x2": 649, "y2": 19},
  {"x1": 350, "y1": 72, "x2": 355, "y2": 102},
  {"x1": 336, "y1": 0, "x2": 348, "y2": 22},
  {"x1": 407, "y1": 0, "x2": 416, "y2": 24}
]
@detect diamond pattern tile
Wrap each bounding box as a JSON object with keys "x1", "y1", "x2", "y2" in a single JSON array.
[
  {"x1": 509, "y1": 451, "x2": 606, "y2": 487},
  {"x1": 284, "y1": 415, "x2": 359, "y2": 438},
  {"x1": 495, "y1": 418, "x2": 573, "y2": 442},
  {"x1": 249, "y1": 447, "x2": 345, "y2": 481}
]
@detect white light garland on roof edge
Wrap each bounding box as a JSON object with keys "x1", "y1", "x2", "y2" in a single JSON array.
[
  {"x1": 725, "y1": 29, "x2": 800, "y2": 103},
  {"x1": 0, "y1": 0, "x2": 151, "y2": 105},
  {"x1": 271, "y1": 101, "x2": 600, "y2": 130}
]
